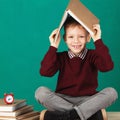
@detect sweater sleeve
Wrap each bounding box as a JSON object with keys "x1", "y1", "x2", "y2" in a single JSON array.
[
  {"x1": 40, "y1": 46, "x2": 59, "y2": 76},
  {"x1": 91, "y1": 39, "x2": 114, "y2": 72}
]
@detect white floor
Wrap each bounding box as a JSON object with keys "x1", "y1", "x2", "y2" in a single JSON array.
[{"x1": 107, "y1": 112, "x2": 120, "y2": 120}]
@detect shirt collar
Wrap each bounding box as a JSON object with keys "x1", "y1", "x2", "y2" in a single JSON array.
[{"x1": 68, "y1": 48, "x2": 88, "y2": 60}]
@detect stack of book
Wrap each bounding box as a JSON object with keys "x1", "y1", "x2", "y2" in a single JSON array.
[{"x1": 0, "y1": 99, "x2": 40, "y2": 120}]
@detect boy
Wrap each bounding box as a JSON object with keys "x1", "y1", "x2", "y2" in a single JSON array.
[{"x1": 35, "y1": 17, "x2": 118, "y2": 120}]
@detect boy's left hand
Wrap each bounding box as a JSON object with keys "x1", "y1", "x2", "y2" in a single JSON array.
[
  {"x1": 49, "y1": 28, "x2": 61, "y2": 48},
  {"x1": 91, "y1": 24, "x2": 101, "y2": 42}
]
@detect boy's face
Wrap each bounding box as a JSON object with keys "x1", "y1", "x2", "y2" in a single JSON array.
[{"x1": 65, "y1": 25, "x2": 90, "y2": 55}]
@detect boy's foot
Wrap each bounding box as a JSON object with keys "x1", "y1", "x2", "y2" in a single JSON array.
[{"x1": 40, "y1": 109, "x2": 80, "y2": 120}]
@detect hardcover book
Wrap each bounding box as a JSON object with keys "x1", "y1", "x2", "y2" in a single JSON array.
[
  {"x1": 0, "y1": 111, "x2": 39, "y2": 120},
  {"x1": 55, "y1": 0, "x2": 99, "y2": 41},
  {"x1": 17, "y1": 111, "x2": 40, "y2": 119},
  {"x1": 0, "y1": 105, "x2": 33, "y2": 117},
  {"x1": 0, "y1": 99, "x2": 26, "y2": 112}
]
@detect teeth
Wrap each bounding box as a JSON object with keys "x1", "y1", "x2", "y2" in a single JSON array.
[{"x1": 73, "y1": 45, "x2": 80, "y2": 49}]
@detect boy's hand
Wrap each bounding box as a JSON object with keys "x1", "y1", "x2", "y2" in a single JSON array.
[
  {"x1": 91, "y1": 24, "x2": 101, "y2": 42},
  {"x1": 49, "y1": 28, "x2": 61, "y2": 48}
]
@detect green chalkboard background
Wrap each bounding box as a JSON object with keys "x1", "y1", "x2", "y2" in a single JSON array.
[{"x1": 0, "y1": 0, "x2": 119, "y2": 111}]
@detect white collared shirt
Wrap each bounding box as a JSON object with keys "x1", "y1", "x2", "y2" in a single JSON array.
[{"x1": 68, "y1": 48, "x2": 88, "y2": 60}]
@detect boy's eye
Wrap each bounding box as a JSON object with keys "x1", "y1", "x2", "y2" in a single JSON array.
[
  {"x1": 68, "y1": 36, "x2": 73, "y2": 38},
  {"x1": 79, "y1": 36, "x2": 85, "y2": 38},
  {"x1": 67, "y1": 35, "x2": 86, "y2": 39}
]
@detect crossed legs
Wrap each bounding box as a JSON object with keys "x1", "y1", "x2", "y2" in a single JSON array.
[{"x1": 35, "y1": 87, "x2": 118, "y2": 120}]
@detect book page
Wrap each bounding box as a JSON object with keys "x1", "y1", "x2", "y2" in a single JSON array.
[
  {"x1": 67, "y1": 10, "x2": 93, "y2": 35},
  {"x1": 54, "y1": 11, "x2": 68, "y2": 42}
]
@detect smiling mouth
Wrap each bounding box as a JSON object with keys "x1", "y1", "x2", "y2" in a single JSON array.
[{"x1": 72, "y1": 45, "x2": 82, "y2": 49}]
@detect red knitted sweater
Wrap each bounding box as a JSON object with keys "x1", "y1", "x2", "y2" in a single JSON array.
[{"x1": 40, "y1": 39, "x2": 113, "y2": 96}]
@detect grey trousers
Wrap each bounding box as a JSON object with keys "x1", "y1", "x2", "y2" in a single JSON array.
[{"x1": 35, "y1": 86, "x2": 118, "y2": 120}]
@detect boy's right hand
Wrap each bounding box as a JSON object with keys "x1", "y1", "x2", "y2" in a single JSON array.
[
  {"x1": 91, "y1": 24, "x2": 101, "y2": 42},
  {"x1": 49, "y1": 28, "x2": 61, "y2": 48}
]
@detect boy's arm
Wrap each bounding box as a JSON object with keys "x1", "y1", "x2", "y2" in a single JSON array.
[
  {"x1": 40, "y1": 46, "x2": 59, "y2": 76},
  {"x1": 90, "y1": 24, "x2": 114, "y2": 72},
  {"x1": 93, "y1": 39, "x2": 114, "y2": 72},
  {"x1": 40, "y1": 29, "x2": 61, "y2": 77}
]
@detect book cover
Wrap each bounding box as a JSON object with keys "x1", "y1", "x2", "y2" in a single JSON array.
[
  {"x1": 0, "y1": 99, "x2": 26, "y2": 112},
  {"x1": 22, "y1": 114, "x2": 40, "y2": 120},
  {"x1": 0, "y1": 116, "x2": 39, "y2": 120},
  {"x1": 0, "y1": 111, "x2": 39, "y2": 120},
  {"x1": 0, "y1": 116, "x2": 17, "y2": 120},
  {"x1": 17, "y1": 111, "x2": 40, "y2": 119},
  {"x1": 0, "y1": 105, "x2": 33, "y2": 117},
  {"x1": 55, "y1": 0, "x2": 99, "y2": 41}
]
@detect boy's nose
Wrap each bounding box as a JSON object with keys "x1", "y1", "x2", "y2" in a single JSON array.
[{"x1": 74, "y1": 37, "x2": 79, "y2": 42}]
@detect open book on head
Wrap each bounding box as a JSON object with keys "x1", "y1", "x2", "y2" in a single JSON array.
[{"x1": 54, "y1": 0, "x2": 99, "y2": 42}]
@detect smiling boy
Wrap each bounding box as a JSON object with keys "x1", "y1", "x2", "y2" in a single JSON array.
[{"x1": 35, "y1": 17, "x2": 118, "y2": 120}]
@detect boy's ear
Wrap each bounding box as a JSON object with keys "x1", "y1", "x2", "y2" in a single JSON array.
[
  {"x1": 63, "y1": 34, "x2": 66, "y2": 41},
  {"x1": 87, "y1": 34, "x2": 91, "y2": 42}
]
